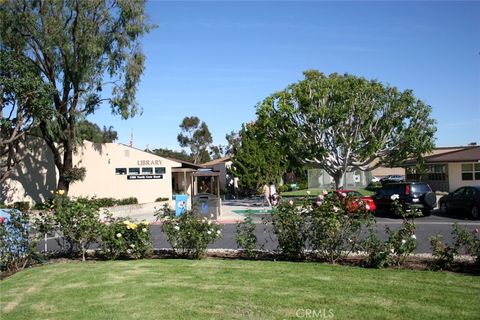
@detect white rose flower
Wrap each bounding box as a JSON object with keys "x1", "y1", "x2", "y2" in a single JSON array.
[
  {"x1": 116, "y1": 233, "x2": 122, "y2": 238},
  {"x1": 207, "y1": 230, "x2": 212, "y2": 235},
  {"x1": 390, "y1": 194, "x2": 400, "y2": 201},
  {"x1": 142, "y1": 228, "x2": 148, "y2": 233},
  {"x1": 289, "y1": 200, "x2": 294, "y2": 205},
  {"x1": 401, "y1": 239, "x2": 406, "y2": 244},
  {"x1": 411, "y1": 234, "x2": 417, "y2": 240},
  {"x1": 216, "y1": 230, "x2": 221, "y2": 235},
  {"x1": 333, "y1": 206, "x2": 340, "y2": 212},
  {"x1": 390, "y1": 248, "x2": 395, "y2": 253},
  {"x1": 174, "y1": 225, "x2": 180, "y2": 231}
]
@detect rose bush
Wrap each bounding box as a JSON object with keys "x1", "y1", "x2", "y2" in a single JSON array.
[
  {"x1": 158, "y1": 206, "x2": 221, "y2": 259},
  {"x1": 100, "y1": 215, "x2": 151, "y2": 260},
  {"x1": 0, "y1": 209, "x2": 40, "y2": 273},
  {"x1": 363, "y1": 195, "x2": 417, "y2": 268}
]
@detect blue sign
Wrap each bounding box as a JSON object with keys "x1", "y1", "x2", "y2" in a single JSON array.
[{"x1": 174, "y1": 194, "x2": 188, "y2": 216}]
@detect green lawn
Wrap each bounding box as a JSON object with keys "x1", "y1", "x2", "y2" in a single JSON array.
[{"x1": 1, "y1": 260, "x2": 479, "y2": 320}]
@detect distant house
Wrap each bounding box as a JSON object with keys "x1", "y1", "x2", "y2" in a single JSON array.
[
  {"x1": 201, "y1": 156, "x2": 237, "y2": 192},
  {"x1": 404, "y1": 146, "x2": 480, "y2": 192}
]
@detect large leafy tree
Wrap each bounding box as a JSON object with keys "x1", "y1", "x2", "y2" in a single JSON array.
[
  {"x1": 0, "y1": 0, "x2": 153, "y2": 192},
  {"x1": 77, "y1": 120, "x2": 118, "y2": 143},
  {"x1": 256, "y1": 70, "x2": 437, "y2": 189},
  {"x1": 230, "y1": 122, "x2": 288, "y2": 195},
  {"x1": 0, "y1": 50, "x2": 52, "y2": 183},
  {"x1": 177, "y1": 116, "x2": 213, "y2": 164},
  {"x1": 149, "y1": 147, "x2": 193, "y2": 163},
  {"x1": 224, "y1": 130, "x2": 240, "y2": 156}
]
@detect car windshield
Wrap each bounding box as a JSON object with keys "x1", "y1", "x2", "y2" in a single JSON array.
[{"x1": 411, "y1": 184, "x2": 430, "y2": 193}]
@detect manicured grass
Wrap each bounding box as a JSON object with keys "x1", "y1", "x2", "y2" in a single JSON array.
[{"x1": 1, "y1": 260, "x2": 479, "y2": 320}]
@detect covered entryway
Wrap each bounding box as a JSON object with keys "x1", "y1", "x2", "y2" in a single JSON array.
[{"x1": 192, "y1": 170, "x2": 222, "y2": 219}]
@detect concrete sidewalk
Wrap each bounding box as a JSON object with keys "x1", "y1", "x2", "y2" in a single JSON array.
[
  {"x1": 219, "y1": 197, "x2": 273, "y2": 223},
  {"x1": 106, "y1": 198, "x2": 270, "y2": 224}
]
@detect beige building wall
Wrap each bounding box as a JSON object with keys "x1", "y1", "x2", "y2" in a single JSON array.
[
  {"x1": 370, "y1": 166, "x2": 405, "y2": 178},
  {"x1": 2, "y1": 140, "x2": 184, "y2": 205},
  {"x1": 448, "y1": 162, "x2": 479, "y2": 192},
  {"x1": 1, "y1": 138, "x2": 57, "y2": 205},
  {"x1": 69, "y1": 141, "x2": 182, "y2": 204}
]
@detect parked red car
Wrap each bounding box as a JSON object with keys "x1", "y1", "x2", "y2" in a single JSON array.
[{"x1": 332, "y1": 190, "x2": 376, "y2": 213}]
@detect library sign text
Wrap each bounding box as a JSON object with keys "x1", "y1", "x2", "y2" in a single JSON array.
[
  {"x1": 137, "y1": 160, "x2": 162, "y2": 166},
  {"x1": 127, "y1": 174, "x2": 163, "y2": 180}
]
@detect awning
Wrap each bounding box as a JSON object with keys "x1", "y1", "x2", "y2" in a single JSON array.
[{"x1": 193, "y1": 171, "x2": 221, "y2": 177}]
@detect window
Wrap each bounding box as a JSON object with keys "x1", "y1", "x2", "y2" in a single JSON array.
[
  {"x1": 115, "y1": 168, "x2": 127, "y2": 175},
  {"x1": 461, "y1": 163, "x2": 480, "y2": 180},
  {"x1": 406, "y1": 167, "x2": 421, "y2": 181},
  {"x1": 142, "y1": 167, "x2": 153, "y2": 174},
  {"x1": 128, "y1": 167, "x2": 140, "y2": 175},
  {"x1": 427, "y1": 164, "x2": 447, "y2": 181},
  {"x1": 452, "y1": 187, "x2": 465, "y2": 199},
  {"x1": 155, "y1": 167, "x2": 166, "y2": 174}
]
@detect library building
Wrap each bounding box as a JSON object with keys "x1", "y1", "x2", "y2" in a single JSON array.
[{"x1": 1, "y1": 139, "x2": 221, "y2": 212}]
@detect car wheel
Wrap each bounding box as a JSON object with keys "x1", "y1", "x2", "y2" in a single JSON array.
[
  {"x1": 423, "y1": 191, "x2": 437, "y2": 208},
  {"x1": 471, "y1": 206, "x2": 479, "y2": 219},
  {"x1": 439, "y1": 202, "x2": 448, "y2": 214},
  {"x1": 422, "y1": 209, "x2": 431, "y2": 217}
]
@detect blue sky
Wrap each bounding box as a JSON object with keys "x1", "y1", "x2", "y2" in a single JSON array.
[{"x1": 90, "y1": 1, "x2": 480, "y2": 151}]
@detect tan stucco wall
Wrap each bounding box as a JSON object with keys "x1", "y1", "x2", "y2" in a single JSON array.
[
  {"x1": 1, "y1": 138, "x2": 57, "y2": 205},
  {"x1": 1, "y1": 140, "x2": 183, "y2": 205},
  {"x1": 448, "y1": 162, "x2": 480, "y2": 192},
  {"x1": 68, "y1": 141, "x2": 182, "y2": 204}
]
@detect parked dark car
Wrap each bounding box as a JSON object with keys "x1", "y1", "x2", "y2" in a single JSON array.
[
  {"x1": 438, "y1": 186, "x2": 480, "y2": 219},
  {"x1": 380, "y1": 175, "x2": 405, "y2": 185},
  {"x1": 373, "y1": 182, "x2": 436, "y2": 216}
]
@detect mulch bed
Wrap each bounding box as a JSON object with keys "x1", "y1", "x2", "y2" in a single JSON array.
[{"x1": 2, "y1": 249, "x2": 478, "y2": 280}]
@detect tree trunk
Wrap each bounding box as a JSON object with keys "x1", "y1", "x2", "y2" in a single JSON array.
[
  {"x1": 333, "y1": 171, "x2": 345, "y2": 190},
  {"x1": 81, "y1": 242, "x2": 86, "y2": 262},
  {"x1": 57, "y1": 141, "x2": 73, "y2": 193},
  {"x1": 40, "y1": 121, "x2": 73, "y2": 194}
]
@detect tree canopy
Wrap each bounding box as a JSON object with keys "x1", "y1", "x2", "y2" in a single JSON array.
[
  {"x1": 0, "y1": 0, "x2": 153, "y2": 192},
  {"x1": 0, "y1": 50, "x2": 53, "y2": 183},
  {"x1": 149, "y1": 147, "x2": 194, "y2": 163},
  {"x1": 256, "y1": 70, "x2": 437, "y2": 188},
  {"x1": 229, "y1": 122, "x2": 288, "y2": 195},
  {"x1": 77, "y1": 120, "x2": 118, "y2": 144},
  {"x1": 177, "y1": 116, "x2": 213, "y2": 164}
]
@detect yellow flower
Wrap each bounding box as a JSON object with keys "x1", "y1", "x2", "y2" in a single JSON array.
[
  {"x1": 123, "y1": 220, "x2": 130, "y2": 225},
  {"x1": 127, "y1": 223, "x2": 137, "y2": 230},
  {"x1": 56, "y1": 190, "x2": 65, "y2": 195}
]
